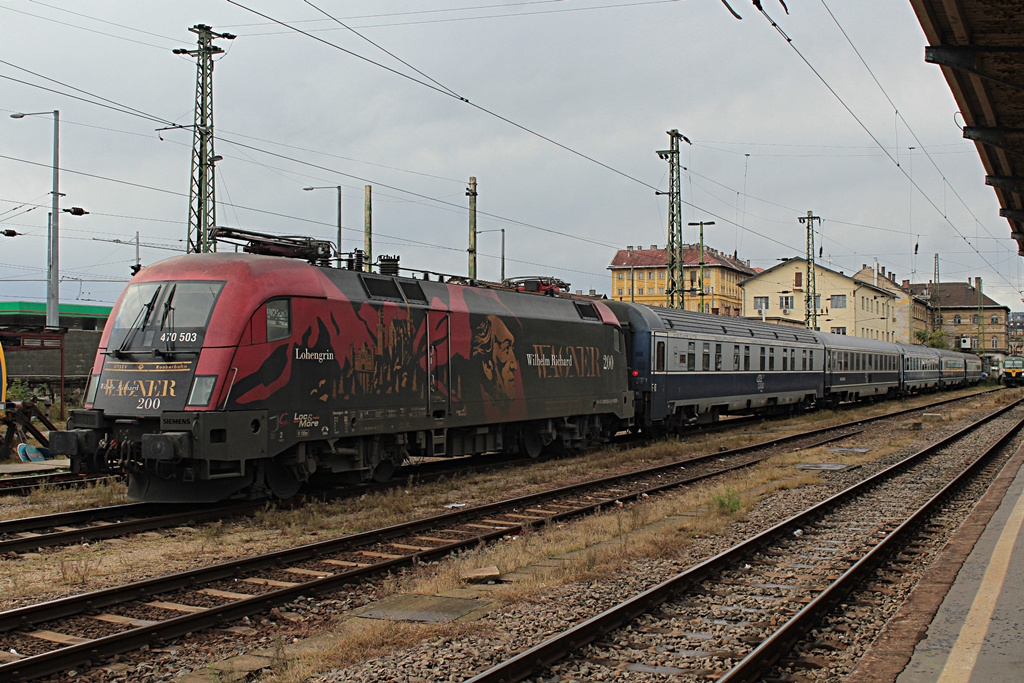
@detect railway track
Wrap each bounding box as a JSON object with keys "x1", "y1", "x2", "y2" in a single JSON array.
[
  {"x1": 464, "y1": 399, "x2": 1024, "y2": 682},
  {"x1": 0, "y1": 389, "x2": 996, "y2": 555},
  {"x1": 0, "y1": 390, "x2": 1006, "y2": 679}
]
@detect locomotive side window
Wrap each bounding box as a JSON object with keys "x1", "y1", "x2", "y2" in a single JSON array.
[
  {"x1": 266, "y1": 299, "x2": 291, "y2": 342},
  {"x1": 655, "y1": 341, "x2": 666, "y2": 372}
]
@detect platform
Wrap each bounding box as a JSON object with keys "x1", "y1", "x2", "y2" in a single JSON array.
[{"x1": 895, "y1": 448, "x2": 1024, "y2": 682}]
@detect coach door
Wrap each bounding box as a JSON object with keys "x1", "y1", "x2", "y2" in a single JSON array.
[{"x1": 426, "y1": 310, "x2": 450, "y2": 419}]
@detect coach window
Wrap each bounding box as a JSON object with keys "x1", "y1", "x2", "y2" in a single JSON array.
[
  {"x1": 810, "y1": 350, "x2": 814, "y2": 370},
  {"x1": 744, "y1": 345, "x2": 751, "y2": 371},
  {"x1": 782, "y1": 348, "x2": 788, "y2": 371},
  {"x1": 768, "y1": 347, "x2": 775, "y2": 371},
  {"x1": 715, "y1": 344, "x2": 723, "y2": 371},
  {"x1": 655, "y1": 341, "x2": 666, "y2": 372},
  {"x1": 790, "y1": 349, "x2": 795, "y2": 371},
  {"x1": 733, "y1": 345, "x2": 740, "y2": 371},
  {"x1": 702, "y1": 343, "x2": 711, "y2": 371},
  {"x1": 687, "y1": 341, "x2": 696, "y2": 371},
  {"x1": 266, "y1": 299, "x2": 290, "y2": 342},
  {"x1": 801, "y1": 349, "x2": 807, "y2": 371}
]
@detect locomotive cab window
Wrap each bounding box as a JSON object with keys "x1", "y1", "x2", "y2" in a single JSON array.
[{"x1": 266, "y1": 299, "x2": 291, "y2": 342}]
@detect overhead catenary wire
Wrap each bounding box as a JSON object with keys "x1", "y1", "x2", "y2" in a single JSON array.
[{"x1": 753, "y1": 2, "x2": 1022, "y2": 297}]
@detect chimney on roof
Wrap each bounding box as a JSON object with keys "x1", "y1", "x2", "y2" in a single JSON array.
[
  {"x1": 589, "y1": 288, "x2": 596, "y2": 296},
  {"x1": 881, "y1": 266, "x2": 886, "y2": 277},
  {"x1": 626, "y1": 245, "x2": 633, "y2": 253},
  {"x1": 902, "y1": 279, "x2": 910, "y2": 288},
  {"x1": 650, "y1": 244, "x2": 657, "y2": 250}
]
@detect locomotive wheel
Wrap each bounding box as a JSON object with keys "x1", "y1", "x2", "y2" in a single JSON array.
[
  {"x1": 372, "y1": 457, "x2": 397, "y2": 482},
  {"x1": 521, "y1": 429, "x2": 543, "y2": 459},
  {"x1": 263, "y1": 459, "x2": 302, "y2": 500}
]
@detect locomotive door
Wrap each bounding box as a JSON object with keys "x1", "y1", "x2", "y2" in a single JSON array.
[{"x1": 427, "y1": 310, "x2": 450, "y2": 418}]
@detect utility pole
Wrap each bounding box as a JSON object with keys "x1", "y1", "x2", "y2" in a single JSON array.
[
  {"x1": 688, "y1": 221, "x2": 715, "y2": 313},
  {"x1": 977, "y1": 277, "x2": 984, "y2": 353},
  {"x1": 467, "y1": 177, "x2": 478, "y2": 279},
  {"x1": 933, "y1": 254, "x2": 941, "y2": 339},
  {"x1": 657, "y1": 129, "x2": 690, "y2": 309},
  {"x1": 798, "y1": 210, "x2": 821, "y2": 329},
  {"x1": 175, "y1": 24, "x2": 234, "y2": 254},
  {"x1": 364, "y1": 185, "x2": 373, "y2": 272}
]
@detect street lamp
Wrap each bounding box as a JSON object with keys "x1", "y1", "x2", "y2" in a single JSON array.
[
  {"x1": 304, "y1": 185, "x2": 342, "y2": 267},
  {"x1": 477, "y1": 229, "x2": 506, "y2": 282},
  {"x1": 11, "y1": 110, "x2": 61, "y2": 327}
]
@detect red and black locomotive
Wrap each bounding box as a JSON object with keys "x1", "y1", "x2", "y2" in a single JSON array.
[{"x1": 51, "y1": 236, "x2": 633, "y2": 502}]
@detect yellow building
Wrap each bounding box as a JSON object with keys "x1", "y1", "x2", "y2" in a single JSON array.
[
  {"x1": 739, "y1": 258, "x2": 899, "y2": 340},
  {"x1": 607, "y1": 244, "x2": 756, "y2": 315},
  {"x1": 853, "y1": 263, "x2": 929, "y2": 344}
]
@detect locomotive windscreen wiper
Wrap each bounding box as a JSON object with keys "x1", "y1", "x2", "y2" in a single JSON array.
[
  {"x1": 108, "y1": 285, "x2": 162, "y2": 358},
  {"x1": 155, "y1": 284, "x2": 178, "y2": 358}
]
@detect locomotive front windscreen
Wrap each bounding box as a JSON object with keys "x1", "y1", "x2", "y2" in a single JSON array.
[{"x1": 108, "y1": 281, "x2": 225, "y2": 352}]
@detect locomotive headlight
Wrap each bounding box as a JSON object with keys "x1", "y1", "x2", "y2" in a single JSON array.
[{"x1": 187, "y1": 375, "x2": 218, "y2": 407}]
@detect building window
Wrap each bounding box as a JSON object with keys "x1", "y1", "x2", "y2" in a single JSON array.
[
  {"x1": 754, "y1": 296, "x2": 769, "y2": 311},
  {"x1": 659, "y1": 271, "x2": 665, "y2": 280},
  {"x1": 830, "y1": 326, "x2": 846, "y2": 335},
  {"x1": 617, "y1": 288, "x2": 623, "y2": 296},
  {"x1": 780, "y1": 295, "x2": 794, "y2": 310},
  {"x1": 954, "y1": 315, "x2": 961, "y2": 324},
  {"x1": 992, "y1": 315, "x2": 999, "y2": 324},
  {"x1": 648, "y1": 271, "x2": 654, "y2": 280},
  {"x1": 972, "y1": 315, "x2": 979, "y2": 324},
  {"x1": 617, "y1": 272, "x2": 623, "y2": 280},
  {"x1": 831, "y1": 294, "x2": 846, "y2": 308},
  {"x1": 992, "y1": 336, "x2": 998, "y2": 348},
  {"x1": 636, "y1": 272, "x2": 644, "y2": 280},
  {"x1": 637, "y1": 288, "x2": 644, "y2": 295},
  {"x1": 658, "y1": 288, "x2": 665, "y2": 295}
]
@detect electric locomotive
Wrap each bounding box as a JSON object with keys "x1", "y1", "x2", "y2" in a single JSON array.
[
  {"x1": 1003, "y1": 356, "x2": 1024, "y2": 386},
  {"x1": 50, "y1": 232, "x2": 633, "y2": 502}
]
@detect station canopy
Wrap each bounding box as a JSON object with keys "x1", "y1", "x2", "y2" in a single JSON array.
[{"x1": 912, "y1": 0, "x2": 1024, "y2": 256}]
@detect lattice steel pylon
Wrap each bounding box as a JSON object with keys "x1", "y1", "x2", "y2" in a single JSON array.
[
  {"x1": 798, "y1": 210, "x2": 821, "y2": 329},
  {"x1": 657, "y1": 129, "x2": 689, "y2": 309},
  {"x1": 175, "y1": 24, "x2": 234, "y2": 254}
]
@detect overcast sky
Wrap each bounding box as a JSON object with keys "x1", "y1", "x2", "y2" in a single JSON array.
[{"x1": 2, "y1": 0, "x2": 1021, "y2": 312}]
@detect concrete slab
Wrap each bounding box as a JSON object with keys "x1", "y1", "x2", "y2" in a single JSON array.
[
  {"x1": 353, "y1": 594, "x2": 486, "y2": 623},
  {"x1": 0, "y1": 459, "x2": 70, "y2": 474}
]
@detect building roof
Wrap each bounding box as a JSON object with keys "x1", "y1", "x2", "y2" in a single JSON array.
[
  {"x1": 908, "y1": 281, "x2": 1009, "y2": 310},
  {"x1": 0, "y1": 301, "x2": 112, "y2": 319},
  {"x1": 608, "y1": 245, "x2": 756, "y2": 274},
  {"x1": 911, "y1": 0, "x2": 1024, "y2": 256}
]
